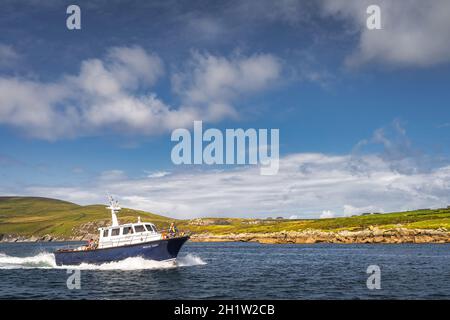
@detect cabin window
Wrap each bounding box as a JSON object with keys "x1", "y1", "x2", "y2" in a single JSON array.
[
  {"x1": 134, "y1": 225, "x2": 145, "y2": 233},
  {"x1": 103, "y1": 230, "x2": 109, "y2": 237},
  {"x1": 145, "y1": 224, "x2": 154, "y2": 232},
  {"x1": 111, "y1": 228, "x2": 120, "y2": 236},
  {"x1": 122, "y1": 226, "x2": 134, "y2": 235}
]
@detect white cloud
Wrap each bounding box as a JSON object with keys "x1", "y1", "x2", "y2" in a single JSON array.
[
  {"x1": 320, "y1": 210, "x2": 335, "y2": 219},
  {"x1": 343, "y1": 205, "x2": 384, "y2": 216},
  {"x1": 106, "y1": 46, "x2": 164, "y2": 88},
  {"x1": 145, "y1": 171, "x2": 171, "y2": 178},
  {"x1": 172, "y1": 52, "x2": 282, "y2": 120},
  {"x1": 98, "y1": 170, "x2": 128, "y2": 182},
  {"x1": 321, "y1": 0, "x2": 450, "y2": 67},
  {"x1": 18, "y1": 152, "x2": 450, "y2": 219},
  {"x1": 0, "y1": 46, "x2": 281, "y2": 140}
]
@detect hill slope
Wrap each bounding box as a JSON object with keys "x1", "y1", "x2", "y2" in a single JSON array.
[
  {"x1": 1, "y1": 197, "x2": 450, "y2": 242},
  {"x1": 179, "y1": 208, "x2": 450, "y2": 235},
  {"x1": 0, "y1": 197, "x2": 176, "y2": 239}
]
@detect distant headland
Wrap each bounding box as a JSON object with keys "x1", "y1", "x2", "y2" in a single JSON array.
[{"x1": 1, "y1": 196, "x2": 450, "y2": 244}]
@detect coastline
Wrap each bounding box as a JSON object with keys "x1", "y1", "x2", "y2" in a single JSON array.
[
  {"x1": 2, "y1": 227, "x2": 450, "y2": 244},
  {"x1": 189, "y1": 227, "x2": 450, "y2": 244}
]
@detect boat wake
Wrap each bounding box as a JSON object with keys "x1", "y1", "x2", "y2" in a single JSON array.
[{"x1": 0, "y1": 252, "x2": 206, "y2": 270}]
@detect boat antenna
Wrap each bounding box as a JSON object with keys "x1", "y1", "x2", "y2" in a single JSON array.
[{"x1": 106, "y1": 195, "x2": 121, "y2": 227}]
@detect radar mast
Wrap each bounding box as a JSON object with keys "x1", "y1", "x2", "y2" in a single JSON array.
[{"x1": 106, "y1": 195, "x2": 121, "y2": 226}]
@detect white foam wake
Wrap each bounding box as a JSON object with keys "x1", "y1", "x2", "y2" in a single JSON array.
[
  {"x1": 0, "y1": 252, "x2": 56, "y2": 269},
  {"x1": 177, "y1": 253, "x2": 207, "y2": 267},
  {"x1": 0, "y1": 252, "x2": 206, "y2": 270}
]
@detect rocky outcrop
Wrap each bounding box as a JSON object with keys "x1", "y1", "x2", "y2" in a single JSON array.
[
  {"x1": 0, "y1": 220, "x2": 107, "y2": 243},
  {"x1": 188, "y1": 218, "x2": 231, "y2": 226},
  {"x1": 0, "y1": 233, "x2": 66, "y2": 242},
  {"x1": 190, "y1": 227, "x2": 450, "y2": 244},
  {"x1": 2, "y1": 226, "x2": 450, "y2": 244},
  {"x1": 70, "y1": 220, "x2": 107, "y2": 241}
]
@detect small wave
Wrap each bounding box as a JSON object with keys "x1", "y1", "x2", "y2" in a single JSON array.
[
  {"x1": 177, "y1": 253, "x2": 207, "y2": 267},
  {"x1": 0, "y1": 252, "x2": 206, "y2": 270},
  {"x1": 0, "y1": 252, "x2": 55, "y2": 269},
  {"x1": 76, "y1": 257, "x2": 177, "y2": 270}
]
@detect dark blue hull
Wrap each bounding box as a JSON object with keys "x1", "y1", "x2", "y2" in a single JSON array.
[{"x1": 54, "y1": 236, "x2": 189, "y2": 266}]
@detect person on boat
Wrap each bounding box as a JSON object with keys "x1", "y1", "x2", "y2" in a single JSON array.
[
  {"x1": 87, "y1": 238, "x2": 94, "y2": 250},
  {"x1": 169, "y1": 222, "x2": 178, "y2": 236}
]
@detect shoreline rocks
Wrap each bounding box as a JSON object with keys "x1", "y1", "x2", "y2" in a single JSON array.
[
  {"x1": 189, "y1": 227, "x2": 450, "y2": 244},
  {"x1": 2, "y1": 227, "x2": 450, "y2": 244},
  {"x1": 0, "y1": 233, "x2": 94, "y2": 243}
]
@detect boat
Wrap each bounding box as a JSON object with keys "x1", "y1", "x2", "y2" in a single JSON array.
[{"x1": 54, "y1": 196, "x2": 189, "y2": 266}]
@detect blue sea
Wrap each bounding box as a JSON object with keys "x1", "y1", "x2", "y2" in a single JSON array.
[{"x1": 0, "y1": 242, "x2": 449, "y2": 299}]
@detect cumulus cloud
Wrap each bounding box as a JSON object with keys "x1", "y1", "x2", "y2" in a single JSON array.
[
  {"x1": 17, "y1": 152, "x2": 450, "y2": 219},
  {"x1": 343, "y1": 205, "x2": 384, "y2": 216},
  {"x1": 172, "y1": 52, "x2": 282, "y2": 120},
  {"x1": 98, "y1": 170, "x2": 128, "y2": 182},
  {"x1": 320, "y1": 0, "x2": 450, "y2": 67},
  {"x1": 0, "y1": 46, "x2": 281, "y2": 140},
  {"x1": 145, "y1": 171, "x2": 171, "y2": 178},
  {"x1": 320, "y1": 210, "x2": 335, "y2": 219}
]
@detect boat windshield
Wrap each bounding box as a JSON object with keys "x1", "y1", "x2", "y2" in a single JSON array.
[
  {"x1": 123, "y1": 226, "x2": 134, "y2": 235},
  {"x1": 145, "y1": 224, "x2": 156, "y2": 232},
  {"x1": 134, "y1": 225, "x2": 145, "y2": 233}
]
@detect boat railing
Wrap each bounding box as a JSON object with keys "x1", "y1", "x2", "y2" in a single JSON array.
[
  {"x1": 56, "y1": 243, "x2": 87, "y2": 252},
  {"x1": 160, "y1": 229, "x2": 190, "y2": 239},
  {"x1": 58, "y1": 230, "x2": 192, "y2": 251},
  {"x1": 103, "y1": 232, "x2": 161, "y2": 248},
  {"x1": 102, "y1": 230, "x2": 190, "y2": 248}
]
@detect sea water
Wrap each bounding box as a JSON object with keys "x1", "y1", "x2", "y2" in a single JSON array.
[{"x1": 0, "y1": 242, "x2": 449, "y2": 299}]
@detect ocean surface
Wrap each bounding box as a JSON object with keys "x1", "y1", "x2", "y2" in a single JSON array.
[{"x1": 0, "y1": 242, "x2": 449, "y2": 299}]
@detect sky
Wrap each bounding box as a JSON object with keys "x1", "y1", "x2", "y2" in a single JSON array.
[{"x1": 1, "y1": 0, "x2": 450, "y2": 219}]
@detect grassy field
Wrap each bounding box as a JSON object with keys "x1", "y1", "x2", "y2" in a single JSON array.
[
  {"x1": 1, "y1": 197, "x2": 450, "y2": 238},
  {"x1": 0, "y1": 196, "x2": 176, "y2": 237},
  {"x1": 179, "y1": 208, "x2": 450, "y2": 235}
]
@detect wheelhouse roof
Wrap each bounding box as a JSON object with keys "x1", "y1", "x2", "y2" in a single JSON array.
[{"x1": 98, "y1": 222, "x2": 156, "y2": 231}]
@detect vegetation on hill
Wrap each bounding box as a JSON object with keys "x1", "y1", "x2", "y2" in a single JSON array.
[
  {"x1": 1, "y1": 197, "x2": 449, "y2": 239},
  {"x1": 0, "y1": 197, "x2": 175, "y2": 238},
  {"x1": 176, "y1": 208, "x2": 450, "y2": 235}
]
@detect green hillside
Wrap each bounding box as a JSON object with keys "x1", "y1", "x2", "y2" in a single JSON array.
[
  {"x1": 0, "y1": 196, "x2": 176, "y2": 238},
  {"x1": 178, "y1": 207, "x2": 450, "y2": 235},
  {"x1": 1, "y1": 197, "x2": 450, "y2": 239}
]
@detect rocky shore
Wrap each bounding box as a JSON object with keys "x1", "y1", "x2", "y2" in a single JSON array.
[
  {"x1": 2, "y1": 227, "x2": 450, "y2": 244},
  {"x1": 0, "y1": 234, "x2": 93, "y2": 243},
  {"x1": 190, "y1": 227, "x2": 450, "y2": 244}
]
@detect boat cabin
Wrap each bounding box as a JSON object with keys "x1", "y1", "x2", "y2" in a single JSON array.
[
  {"x1": 54, "y1": 196, "x2": 190, "y2": 265},
  {"x1": 87, "y1": 197, "x2": 165, "y2": 249},
  {"x1": 98, "y1": 222, "x2": 161, "y2": 248}
]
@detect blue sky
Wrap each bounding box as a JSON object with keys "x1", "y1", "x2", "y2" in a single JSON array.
[{"x1": 1, "y1": 0, "x2": 450, "y2": 218}]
